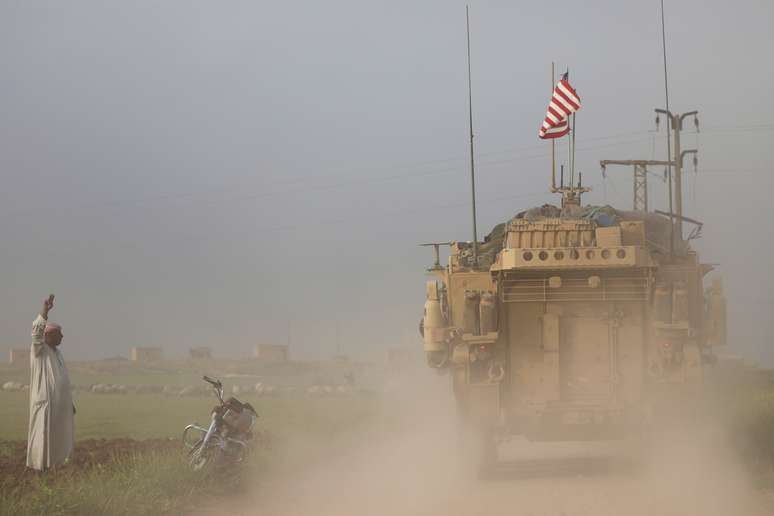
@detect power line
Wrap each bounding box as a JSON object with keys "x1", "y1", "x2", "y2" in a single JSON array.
[
  {"x1": 24, "y1": 185, "x2": 579, "y2": 258},
  {"x1": 1, "y1": 125, "x2": 771, "y2": 220},
  {"x1": 0, "y1": 136, "x2": 655, "y2": 219}
]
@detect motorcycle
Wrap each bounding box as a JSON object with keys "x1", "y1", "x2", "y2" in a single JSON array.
[{"x1": 183, "y1": 375, "x2": 258, "y2": 471}]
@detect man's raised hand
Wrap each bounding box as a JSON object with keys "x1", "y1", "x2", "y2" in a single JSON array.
[{"x1": 42, "y1": 294, "x2": 55, "y2": 319}]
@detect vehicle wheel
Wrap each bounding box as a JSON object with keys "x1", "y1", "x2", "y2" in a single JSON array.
[
  {"x1": 456, "y1": 414, "x2": 498, "y2": 478},
  {"x1": 228, "y1": 443, "x2": 248, "y2": 464},
  {"x1": 188, "y1": 440, "x2": 224, "y2": 472},
  {"x1": 476, "y1": 430, "x2": 498, "y2": 478}
]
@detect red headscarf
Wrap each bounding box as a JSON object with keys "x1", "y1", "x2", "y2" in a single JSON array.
[{"x1": 44, "y1": 323, "x2": 62, "y2": 335}]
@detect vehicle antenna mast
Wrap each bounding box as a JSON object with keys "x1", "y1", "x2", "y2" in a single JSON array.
[
  {"x1": 659, "y1": 0, "x2": 675, "y2": 256},
  {"x1": 466, "y1": 5, "x2": 479, "y2": 265},
  {"x1": 550, "y1": 62, "x2": 557, "y2": 192}
]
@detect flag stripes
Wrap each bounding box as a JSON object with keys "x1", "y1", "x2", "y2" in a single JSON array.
[{"x1": 539, "y1": 75, "x2": 581, "y2": 139}]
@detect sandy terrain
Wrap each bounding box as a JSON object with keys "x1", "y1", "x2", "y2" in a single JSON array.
[
  {"x1": 191, "y1": 373, "x2": 774, "y2": 516},
  {"x1": 232, "y1": 436, "x2": 772, "y2": 516}
]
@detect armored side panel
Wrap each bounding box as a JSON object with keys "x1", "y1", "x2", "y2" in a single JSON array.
[{"x1": 421, "y1": 208, "x2": 723, "y2": 443}]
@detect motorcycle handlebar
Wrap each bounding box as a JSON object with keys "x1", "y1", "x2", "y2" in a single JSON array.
[{"x1": 202, "y1": 375, "x2": 221, "y2": 387}]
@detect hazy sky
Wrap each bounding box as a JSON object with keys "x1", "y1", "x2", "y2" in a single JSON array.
[{"x1": 1, "y1": 1, "x2": 772, "y2": 364}]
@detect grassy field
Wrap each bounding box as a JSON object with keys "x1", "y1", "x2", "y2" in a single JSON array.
[
  {"x1": 2, "y1": 362, "x2": 773, "y2": 515},
  {"x1": 0, "y1": 358, "x2": 341, "y2": 389},
  {"x1": 0, "y1": 364, "x2": 382, "y2": 516},
  {"x1": 706, "y1": 368, "x2": 774, "y2": 488},
  {"x1": 0, "y1": 390, "x2": 374, "y2": 441}
]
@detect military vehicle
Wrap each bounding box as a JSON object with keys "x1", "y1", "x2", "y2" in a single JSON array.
[{"x1": 420, "y1": 184, "x2": 727, "y2": 465}]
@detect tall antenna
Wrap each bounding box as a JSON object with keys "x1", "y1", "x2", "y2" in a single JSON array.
[
  {"x1": 550, "y1": 62, "x2": 557, "y2": 191},
  {"x1": 659, "y1": 0, "x2": 675, "y2": 255},
  {"x1": 466, "y1": 5, "x2": 479, "y2": 264}
]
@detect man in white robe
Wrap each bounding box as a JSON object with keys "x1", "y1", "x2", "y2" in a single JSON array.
[{"x1": 27, "y1": 294, "x2": 75, "y2": 470}]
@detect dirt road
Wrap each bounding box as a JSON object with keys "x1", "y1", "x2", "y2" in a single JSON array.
[
  {"x1": 191, "y1": 374, "x2": 774, "y2": 516},
  {"x1": 194, "y1": 437, "x2": 773, "y2": 516}
]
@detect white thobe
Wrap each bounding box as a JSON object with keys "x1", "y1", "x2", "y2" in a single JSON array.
[{"x1": 26, "y1": 315, "x2": 74, "y2": 470}]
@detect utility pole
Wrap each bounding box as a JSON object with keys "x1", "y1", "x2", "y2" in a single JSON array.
[
  {"x1": 654, "y1": 109, "x2": 699, "y2": 237},
  {"x1": 599, "y1": 159, "x2": 672, "y2": 212},
  {"x1": 335, "y1": 319, "x2": 341, "y2": 356}
]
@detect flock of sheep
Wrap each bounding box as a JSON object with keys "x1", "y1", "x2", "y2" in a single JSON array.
[
  {"x1": 2, "y1": 381, "x2": 28, "y2": 392},
  {"x1": 2, "y1": 380, "x2": 357, "y2": 397}
]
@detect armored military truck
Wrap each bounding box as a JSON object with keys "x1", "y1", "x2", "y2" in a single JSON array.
[{"x1": 420, "y1": 194, "x2": 727, "y2": 464}]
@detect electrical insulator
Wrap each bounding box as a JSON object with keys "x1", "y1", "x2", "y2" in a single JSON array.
[
  {"x1": 601, "y1": 165, "x2": 606, "y2": 178},
  {"x1": 663, "y1": 168, "x2": 668, "y2": 179},
  {"x1": 694, "y1": 116, "x2": 700, "y2": 132},
  {"x1": 655, "y1": 114, "x2": 660, "y2": 131},
  {"x1": 693, "y1": 155, "x2": 698, "y2": 171}
]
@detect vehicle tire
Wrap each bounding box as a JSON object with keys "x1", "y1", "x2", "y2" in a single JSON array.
[
  {"x1": 188, "y1": 440, "x2": 225, "y2": 472},
  {"x1": 455, "y1": 408, "x2": 498, "y2": 478},
  {"x1": 476, "y1": 429, "x2": 498, "y2": 479}
]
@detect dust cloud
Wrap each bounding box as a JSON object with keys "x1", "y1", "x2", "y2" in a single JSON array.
[{"x1": 222, "y1": 369, "x2": 771, "y2": 516}]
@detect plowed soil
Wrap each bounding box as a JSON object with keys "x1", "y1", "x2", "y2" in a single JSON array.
[{"x1": 0, "y1": 438, "x2": 178, "y2": 488}]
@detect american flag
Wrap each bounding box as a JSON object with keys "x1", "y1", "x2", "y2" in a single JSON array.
[{"x1": 538, "y1": 73, "x2": 581, "y2": 139}]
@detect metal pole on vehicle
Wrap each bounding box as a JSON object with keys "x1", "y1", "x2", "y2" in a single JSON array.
[
  {"x1": 466, "y1": 5, "x2": 478, "y2": 265},
  {"x1": 658, "y1": 0, "x2": 674, "y2": 256},
  {"x1": 551, "y1": 62, "x2": 556, "y2": 192}
]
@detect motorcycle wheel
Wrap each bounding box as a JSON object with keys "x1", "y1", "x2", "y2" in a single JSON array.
[{"x1": 188, "y1": 440, "x2": 225, "y2": 472}]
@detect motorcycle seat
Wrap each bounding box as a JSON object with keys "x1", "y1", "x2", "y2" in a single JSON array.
[{"x1": 225, "y1": 397, "x2": 257, "y2": 416}]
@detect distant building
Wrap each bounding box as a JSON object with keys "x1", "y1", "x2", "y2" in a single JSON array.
[
  {"x1": 385, "y1": 347, "x2": 413, "y2": 369},
  {"x1": 131, "y1": 347, "x2": 163, "y2": 362},
  {"x1": 332, "y1": 354, "x2": 350, "y2": 364},
  {"x1": 253, "y1": 344, "x2": 288, "y2": 363},
  {"x1": 189, "y1": 347, "x2": 212, "y2": 360},
  {"x1": 9, "y1": 348, "x2": 28, "y2": 365}
]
